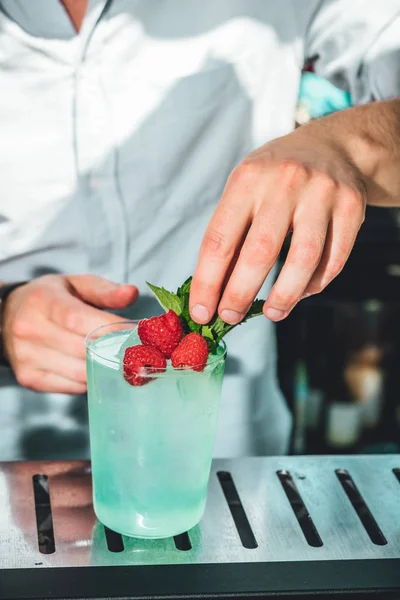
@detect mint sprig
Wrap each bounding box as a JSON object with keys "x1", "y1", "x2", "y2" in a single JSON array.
[
  {"x1": 146, "y1": 282, "x2": 183, "y2": 316},
  {"x1": 146, "y1": 277, "x2": 264, "y2": 352}
]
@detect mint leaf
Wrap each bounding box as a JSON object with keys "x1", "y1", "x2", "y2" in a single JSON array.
[
  {"x1": 148, "y1": 276, "x2": 265, "y2": 349},
  {"x1": 210, "y1": 316, "x2": 227, "y2": 338},
  {"x1": 210, "y1": 317, "x2": 234, "y2": 344},
  {"x1": 200, "y1": 324, "x2": 217, "y2": 353},
  {"x1": 181, "y1": 304, "x2": 201, "y2": 334},
  {"x1": 146, "y1": 282, "x2": 183, "y2": 315},
  {"x1": 212, "y1": 299, "x2": 265, "y2": 343},
  {"x1": 200, "y1": 324, "x2": 214, "y2": 341},
  {"x1": 177, "y1": 276, "x2": 192, "y2": 298},
  {"x1": 175, "y1": 276, "x2": 202, "y2": 334},
  {"x1": 176, "y1": 276, "x2": 265, "y2": 343},
  {"x1": 242, "y1": 299, "x2": 264, "y2": 321}
]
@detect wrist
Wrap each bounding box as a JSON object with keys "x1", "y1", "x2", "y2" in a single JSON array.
[
  {"x1": 301, "y1": 106, "x2": 387, "y2": 190},
  {"x1": 0, "y1": 282, "x2": 28, "y2": 366}
]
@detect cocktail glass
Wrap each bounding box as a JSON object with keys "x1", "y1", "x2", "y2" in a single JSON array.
[{"x1": 86, "y1": 321, "x2": 226, "y2": 538}]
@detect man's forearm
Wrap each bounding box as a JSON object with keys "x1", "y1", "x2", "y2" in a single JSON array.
[{"x1": 301, "y1": 99, "x2": 400, "y2": 206}]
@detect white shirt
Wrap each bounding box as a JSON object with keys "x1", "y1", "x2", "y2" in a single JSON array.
[{"x1": 0, "y1": 0, "x2": 399, "y2": 460}]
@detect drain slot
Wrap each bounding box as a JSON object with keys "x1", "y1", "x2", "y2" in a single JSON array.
[
  {"x1": 277, "y1": 470, "x2": 323, "y2": 548},
  {"x1": 217, "y1": 471, "x2": 257, "y2": 549},
  {"x1": 336, "y1": 469, "x2": 387, "y2": 546},
  {"x1": 174, "y1": 532, "x2": 192, "y2": 551},
  {"x1": 32, "y1": 474, "x2": 55, "y2": 555},
  {"x1": 104, "y1": 527, "x2": 124, "y2": 552}
]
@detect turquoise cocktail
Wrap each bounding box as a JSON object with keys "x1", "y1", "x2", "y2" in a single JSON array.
[{"x1": 86, "y1": 321, "x2": 226, "y2": 539}]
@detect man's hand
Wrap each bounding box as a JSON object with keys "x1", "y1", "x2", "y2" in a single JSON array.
[
  {"x1": 190, "y1": 132, "x2": 366, "y2": 324},
  {"x1": 190, "y1": 100, "x2": 400, "y2": 325},
  {"x1": 2, "y1": 274, "x2": 138, "y2": 393}
]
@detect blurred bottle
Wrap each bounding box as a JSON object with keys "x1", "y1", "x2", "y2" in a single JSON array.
[
  {"x1": 293, "y1": 362, "x2": 308, "y2": 454},
  {"x1": 325, "y1": 401, "x2": 363, "y2": 452},
  {"x1": 344, "y1": 345, "x2": 383, "y2": 429}
]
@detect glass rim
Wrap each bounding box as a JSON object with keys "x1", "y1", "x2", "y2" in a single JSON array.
[{"x1": 85, "y1": 319, "x2": 227, "y2": 371}]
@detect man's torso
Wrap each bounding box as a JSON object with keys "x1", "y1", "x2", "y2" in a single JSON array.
[{"x1": 0, "y1": 0, "x2": 320, "y2": 458}]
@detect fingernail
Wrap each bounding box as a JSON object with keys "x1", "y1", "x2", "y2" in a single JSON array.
[
  {"x1": 265, "y1": 307, "x2": 287, "y2": 321},
  {"x1": 191, "y1": 304, "x2": 210, "y2": 323},
  {"x1": 220, "y1": 309, "x2": 243, "y2": 324}
]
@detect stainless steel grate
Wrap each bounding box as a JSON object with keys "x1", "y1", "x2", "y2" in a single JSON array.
[
  {"x1": 1, "y1": 456, "x2": 400, "y2": 599},
  {"x1": 1, "y1": 455, "x2": 400, "y2": 569}
]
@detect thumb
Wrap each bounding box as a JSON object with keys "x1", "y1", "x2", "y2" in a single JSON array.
[{"x1": 66, "y1": 275, "x2": 138, "y2": 309}]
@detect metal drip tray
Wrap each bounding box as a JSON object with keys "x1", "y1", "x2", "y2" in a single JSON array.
[{"x1": 0, "y1": 455, "x2": 400, "y2": 599}]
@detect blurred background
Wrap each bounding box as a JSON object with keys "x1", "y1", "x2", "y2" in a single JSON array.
[{"x1": 277, "y1": 62, "x2": 400, "y2": 456}]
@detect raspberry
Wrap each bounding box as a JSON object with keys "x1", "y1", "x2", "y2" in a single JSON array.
[
  {"x1": 123, "y1": 345, "x2": 166, "y2": 386},
  {"x1": 138, "y1": 310, "x2": 183, "y2": 358},
  {"x1": 171, "y1": 332, "x2": 209, "y2": 372}
]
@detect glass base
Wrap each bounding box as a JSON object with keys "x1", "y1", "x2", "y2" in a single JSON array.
[
  {"x1": 104, "y1": 526, "x2": 195, "y2": 540},
  {"x1": 95, "y1": 504, "x2": 204, "y2": 540}
]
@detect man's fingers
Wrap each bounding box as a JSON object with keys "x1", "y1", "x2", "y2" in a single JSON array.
[
  {"x1": 264, "y1": 183, "x2": 334, "y2": 320},
  {"x1": 302, "y1": 196, "x2": 365, "y2": 297},
  {"x1": 190, "y1": 167, "x2": 258, "y2": 324},
  {"x1": 217, "y1": 206, "x2": 292, "y2": 324},
  {"x1": 190, "y1": 158, "x2": 314, "y2": 324},
  {"x1": 264, "y1": 184, "x2": 365, "y2": 320},
  {"x1": 15, "y1": 343, "x2": 87, "y2": 385},
  {"x1": 67, "y1": 274, "x2": 138, "y2": 310},
  {"x1": 50, "y1": 293, "x2": 122, "y2": 337},
  {"x1": 190, "y1": 205, "x2": 250, "y2": 323},
  {"x1": 15, "y1": 369, "x2": 87, "y2": 394},
  {"x1": 15, "y1": 319, "x2": 87, "y2": 360}
]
